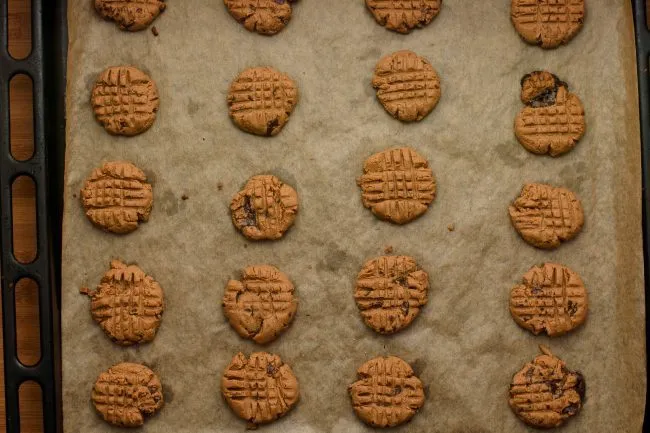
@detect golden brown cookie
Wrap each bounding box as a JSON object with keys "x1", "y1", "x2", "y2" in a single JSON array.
[
  {"x1": 224, "y1": 0, "x2": 297, "y2": 35},
  {"x1": 95, "y1": 0, "x2": 166, "y2": 31},
  {"x1": 230, "y1": 174, "x2": 298, "y2": 240},
  {"x1": 80, "y1": 161, "x2": 153, "y2": 234},
  {"x1": 223, "y1": 265, "x2": 297, "y2": 344},
  {"x1": 354, "y1": 256, "x2": 428, "y2": 334},
  {"x1": 91, "y1": 66, "x2": 159, "y2": 136},
  {"x1": 227, "y1": 67, "x2": 298, "y2": 136},
  {"x1": 92, "y1": 362, "x2": 164, "y2": 427},
  {"x1": 515, "y1": 71, "x2": 585, "y2": 156},
  {"x1": 349, "y1": 356, "x2": 425, "y2": 428},
  {"x1": 509, "y1": 183, "x2": 584, "y2": 249},
  {"x1": 509, "y1": 346, "x2": 585, "y2": 428},
  {"x1": 366, "y1": 0, "x2": 442, "y2": 34},
  {"x1": 357, "y1": 147, "x2": 436, "y2": 224},
  {"x1": 372, "y1": 50, "x2": 441, "y2": 122},
  {"x1": 511, "y1": 0, "x2": 585, "y2": 49},
  {"x1": 221, "y1": 352, "x2": 299, "y2": 425},
  {"x1": 81, "y1": 260, "x2": 164, "y2": 345},
  {"x1": 510, "y1": 263, "x2": 587, "y2": 336}
]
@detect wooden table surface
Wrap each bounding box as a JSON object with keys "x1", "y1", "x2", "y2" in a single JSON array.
[{"x1": 2, "y1": 0, "x2": 43, "y2": 431}]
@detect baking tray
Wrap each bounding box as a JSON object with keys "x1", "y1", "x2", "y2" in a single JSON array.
[
  {"x1": 0, "y1": 0, "x2": 66, "y2": 431},
  {"x1": 0, "y1": 1, "x2": 649, "y2": 432}
]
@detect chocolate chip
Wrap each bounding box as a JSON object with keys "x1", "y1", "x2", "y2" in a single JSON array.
[
  {"x1": 562, "y1": 403, "x2": 579, "y2": 416},
  {"x1": 266, "y1": 364, "x2": 277, "y2": 376},
  {"x1": 242, "y1": 197, "x2": 257, "y2": 227}
]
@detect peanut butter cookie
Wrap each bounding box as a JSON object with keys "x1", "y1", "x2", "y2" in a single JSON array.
[
  {"x1": 92, "y1": 362, "x2": 163, "y2": 427},
  {"x1": 227, "y1": 66, "x2": 298, "y2": 136},
  {"x1": 230, "y1": 174, "x2": 298, "y2": 240},
  {"x1": 357, "y1": 147, "x2": 436, "y2": 224},
  {"x1": 91, "y1": 66, "x2": 159, "y2": 136},
  {"x1": 223, "y1": 265, "x2": 297, "y2": 344},
  {"x1": 221, "y1": 352, "x2": 299, "y2": 425},
  {"x1": 509, "y1": 183, "x2": 584, "y2": 249},
  {"x1": 366, "y1": 0, "x2": 442, "y2": 34},
  {"x1": 510, "y1": 263, "x2": 587, "y2": 336},
  {"x1": 95, "y1": 0, "x2": 166, "y2": 31},
  {"x1": 80, "y1": 161, "x2": 153, "y2": 234},
  {"x1": 349, "y1": 356, "x2": 425, "y2": 428},
  {"x1": 509, "y1": 346, "x2": 585, "y2": 428},
  {"x1": 511, "y1": 0, "x2": 585, "y2": 48},
  {"x1": 354, "y1": 256, "x2": 428, "y2": 334},
  {"x1": 224, "y1": 0, "x2": 297, "y2": 35},
  {"x1": 515, "y1": 71, "x2": 585, "y2": 156},
  {"x1": 81, "y1": 260, "x2": 164, "y2": 345}
]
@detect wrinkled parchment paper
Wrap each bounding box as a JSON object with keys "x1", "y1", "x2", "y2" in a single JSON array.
[{"x1": 62, "y1": 1, "x2": 646, "y2": 431}]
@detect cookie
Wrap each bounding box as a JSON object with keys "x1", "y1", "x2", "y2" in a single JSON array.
[
  {"x1": 354, "y1": 256, "x2": 428, "y2": 334},
  {"x1": 91, "y1": 65, "x2": 159, "y2": 136},
  {"x1": 510, "y1": 263, "x2": 587, "y2": 336},
  {"x1": 92, "y1": 362, "x2": 164, "y2": 427},
  {"x1": 365, "y1": 0, "x2": 442, "y2": 34},
  {"x1": 80, "y1": 161, "x2": 153, "y2": 234},
  {"x1": 372, "y1": 50, "x2": 441, "y2": 122},
  {"x1": 230, "y1": 174, "x2": 298, "y2": 240},
  {"x1": 224, "y1": 0, "x2": 297, "y2": 35},
  {"x1": 223, "y1": 265, "x2": 297, "y2": 344},
  {"x1": 515, "y1": 71, "x2": 585, "y2": 156},
  {"x1": 95, "y1": 0, "x2": 166, "y2": 31},
  {"x1": 81, "y1": 260, "x2": 164, "y2": 345},
  {"x1": 509, "y1": 346, "x2": 585, "y2": 428},
  {"x1": 221, "y1": 352, "x2": 299, "y2": 425},
  {"x1": 349, "y1": 356, "x2": 425, "y2": 428},
  {"x1": 509, "y1": 183, "x2": 584, "y2": 249},
  {"x1": 511, "y1": 0, "x2": 585, "y2": 48},
  {"x1": 357, "y1": 147, "x2": 436, "y2": 224},
  {"x1": 227, "y1": 67, "x2": 298, "y2": 136}
]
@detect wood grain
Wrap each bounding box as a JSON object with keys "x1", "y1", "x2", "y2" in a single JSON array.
[{"x1": 1, "y1": 0, "x2": 44, "y2": 431}]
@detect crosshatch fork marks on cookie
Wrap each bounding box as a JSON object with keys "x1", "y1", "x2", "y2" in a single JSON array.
[
  {"x1": 511, "y1": 0, "x2": 585, "y2": 48},
  {"x1": 508, "y1": 183, "x2": 584, "y2": 249},
  {"x1": 357, "y1": 147, "x2": 436, "y2": 224},
  {"x1": 227, "y1": 66, "x2": 298, "y2": 136},
  {"x1": 509, "y1": 346, "x2": 585, "y2": 428},
  {"x1": 81, "y1": 260, "x2": 164, "y2": 345},
  {"x1": 224, "y1": 0, "x2": 295, "y2": 35},
  {"x1": 91, "y1": 65, "x2": 160, "y2": 136},
  {"x1": 80, "y1": 161, "x2": 154, "y2": 234},
  {"x1": 223, "y1": 265, "x2": 297, "y2": 344},
  {"x1": 354, "y1": 256, "x2": 428, "y2": 334},
  {"x1": 372, "y1": 50, "x2": 441, "y2": 122},
  {"x1": 366, "y1": 0, "x2": 442, "y2": 34},
  {"x1": 510, "y1": 263, "x2": 587, "y2": 336},
  {"x1": 349, "y1": 356, "x2": 425, "y2": 428},
  {"x1": 92, "y1": 363, "x2": 164, "y2": 427},
  {"x1": 221, "y1": 352, "x2": 300, "y2": 425}
]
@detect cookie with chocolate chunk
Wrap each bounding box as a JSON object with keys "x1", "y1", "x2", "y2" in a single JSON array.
[
  {"x1": 349, "y1": 356, "x2": 425, "y2": 427},
  {"x1": 515, "y1": 71, "x2": 585, "y2": 156},
  {"x1": 221, "y1": 352, "x2": 300, "y2": 425},
  {"x1": 230, "y1": 174, "x2": 298, "y2": 240},
  {"x1": 95, "y1": 0, "x2": 166, "y2": 31},
  {"x1": 227, "y1": 66, "x2": 298, "y2": 136},
  {"x1": 509, "y1": 263, "x2": 587, "y2": 336},
  {"x1": 509, "y1": 346, "x2": 585, "y2": 428}
]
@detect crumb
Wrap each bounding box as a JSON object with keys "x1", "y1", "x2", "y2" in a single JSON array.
[
  {"x1": 447, "y1": 224, "x2": 455, "y2": 232},
  {"x1": 202, "y1": 137, "x2": 205, "y2": 141},
  {"x1": 243, "y1": 244, "x2": 248, "y2": 248},
  {"x1": 217, "y1": 182, "x2": 224, "y2": 191},
  {"x1": 72, "y1": 193, "x2": 77, "y2": 198},
  {"x1": 307, "y1": 265, "x2": 312, "y2": 270},
  {"x1": 181, "y1": 194, "x2": 189, "y2": 201},
  {"x1": 384, "y1": 245, "x2": 393, "y2": 254},
  {"x1": 151, "y1": 26, "x2": 159, "y2": 36}
]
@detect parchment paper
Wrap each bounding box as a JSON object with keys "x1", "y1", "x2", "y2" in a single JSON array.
[{"x1": 62, "y1": 1, "x2": 646, "y2": 432}]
